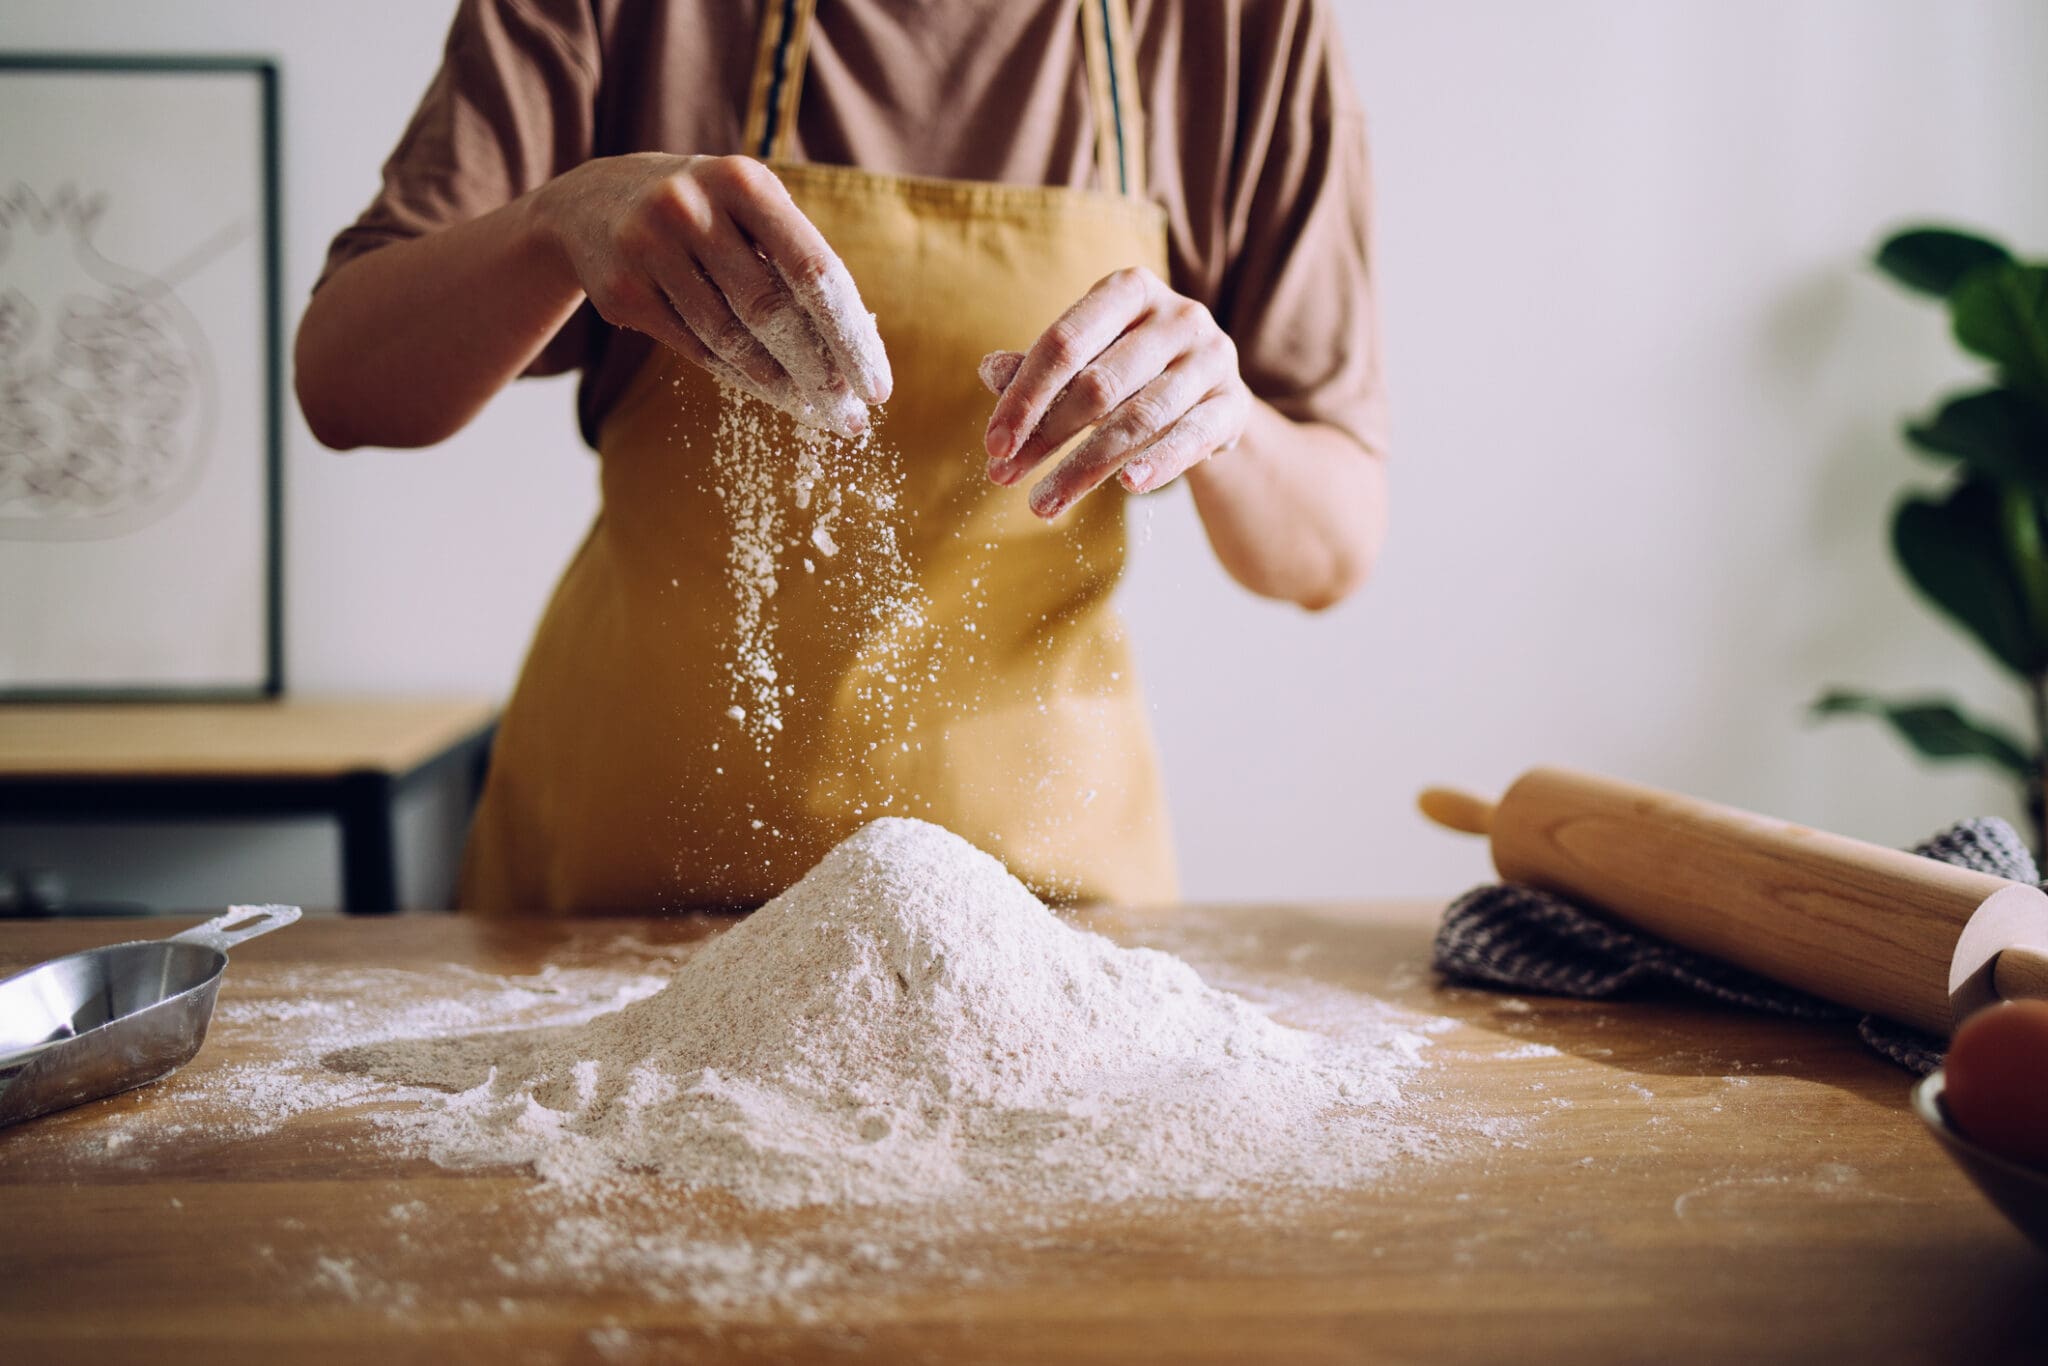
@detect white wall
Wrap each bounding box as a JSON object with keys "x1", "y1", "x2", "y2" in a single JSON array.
[{"x1": 3, "y1": 0, "x2": 2046, "y2": 910}]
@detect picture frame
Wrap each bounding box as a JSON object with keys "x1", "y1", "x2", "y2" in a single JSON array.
[{"x1": 0, "y1": 53, "x2": 282, "y2": 700}]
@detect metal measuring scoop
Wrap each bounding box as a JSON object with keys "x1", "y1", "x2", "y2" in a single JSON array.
[{"x1": 0, "y1": 904, "x2": 301, "y2": 1128}]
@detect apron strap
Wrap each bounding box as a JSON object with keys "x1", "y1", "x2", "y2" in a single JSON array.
[
  {"x1": 742, "y1": 0, "x2": 819, "y2": 168},
  {"x1": 742, "y1": 0, "x2": 1147, "y2": 200},
  {"x1": 1078, "y1": 0, "x2": 1146, "y2": 200}
]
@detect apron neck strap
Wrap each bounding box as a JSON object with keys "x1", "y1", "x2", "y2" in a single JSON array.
[
  {"x1": 742, "y1": 0, "x2": 819, "y2": 173},
  {"x1": 742, "y1": 0, "x2": 1147, "y2": 200},
  {"x1": 1078, "y1": 0, "x2": 1146, "y2": 201}
]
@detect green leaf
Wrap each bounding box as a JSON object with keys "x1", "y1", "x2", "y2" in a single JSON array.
[
  {"x1": 1951, "y1": 263, "x2": 2048, "y2": 404},
  {"x1": 1905, "y1": 388, "x2": 2048, "y2": 492},
  {"x1": 1813, "y1": 690, "x2": 2033, "y2": 779},
  {"x1": 1876, "y1": 227, "x2": 2012, "y2": 297},
  {"x1": 1997, "y1": 485, "x2": 2048, "y2": 646},
  {"x1": 1892, "y1": 476, "x2": 2045, "y2": 677}
]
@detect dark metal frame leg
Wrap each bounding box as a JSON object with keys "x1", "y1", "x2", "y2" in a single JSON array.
[{"x1": 338, "y1": 771, "x2": 399, "y2": 914}]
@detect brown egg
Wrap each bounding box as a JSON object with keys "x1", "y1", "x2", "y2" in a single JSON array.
[{"x1": 1943, "y1": 999, "x2": 2048, "y2": 1170}]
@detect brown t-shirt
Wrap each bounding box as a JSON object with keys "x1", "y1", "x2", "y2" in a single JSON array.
[{"x1": 320, "y1": 0, "x2": 1388, "y2": 453}]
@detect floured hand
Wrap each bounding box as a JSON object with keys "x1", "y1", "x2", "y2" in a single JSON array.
[
  {"x1": 535, "y1": 153, "x2": 891, "y2": 436},
  {"x1": 979, "y1": 267, "x2": 1248, "y2": 517}
]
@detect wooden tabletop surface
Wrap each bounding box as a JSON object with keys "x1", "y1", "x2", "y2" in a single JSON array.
[
  {"x1": 0, "y1": 905, "x2": 2041, "y2": 1365},
  {"x1": 0, "y1": 696, "x2": 498, "y2": 780}
]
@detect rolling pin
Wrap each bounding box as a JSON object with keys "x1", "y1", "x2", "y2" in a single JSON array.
[{"x1": 1419, "y1": 767, "x2": 2048, "y2": 1038}]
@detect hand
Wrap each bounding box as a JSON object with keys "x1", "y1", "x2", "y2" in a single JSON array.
[
  {"x1": 532, "y1": 153, "x2": 891, "y2": 435},
  {"x1": 980, "y1": 267, "x2": 1249, "y2": 518}
]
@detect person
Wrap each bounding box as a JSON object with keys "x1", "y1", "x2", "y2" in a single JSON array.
[{"x1": 297, "y1": 0, "x2": 1389, "y2": 913}]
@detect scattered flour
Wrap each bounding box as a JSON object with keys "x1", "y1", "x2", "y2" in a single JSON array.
[
  {"x1": 38, "y1": 823, "x2": 1492, "y2": 1319},
  {"x1": 349, "y1": 819, "x2": 1441, "y2": 1209}
]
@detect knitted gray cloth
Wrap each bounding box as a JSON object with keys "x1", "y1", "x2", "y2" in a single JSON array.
[{"x1": 1432, "y1": 818, "x2": 2040, "y2": 1075}]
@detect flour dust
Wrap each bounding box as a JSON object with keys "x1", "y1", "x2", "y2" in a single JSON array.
[
  {"x1": 30, "y1": 822, "x2": 1519, "y2": 1321},
  {"x1": 706, "y1": 384, "x2": 925, "y2": 750},
  {"x1": 341, "y1": 819, "x2": 1445, "y2": 1210}
]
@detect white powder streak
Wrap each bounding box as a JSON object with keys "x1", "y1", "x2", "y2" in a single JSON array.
[{"x1": 707, "y1": 387, "x2": 925, "y2": 750}]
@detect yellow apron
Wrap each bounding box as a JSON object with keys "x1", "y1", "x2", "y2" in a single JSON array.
[{"x1": 459, "y1": 0, "x2": 1177, "y2": 912}]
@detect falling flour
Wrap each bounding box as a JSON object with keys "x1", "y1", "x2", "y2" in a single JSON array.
[
  {"x1": 347, "y1": 819, "x2": 1441, "y2": 1209},
  {"x1": 706, "y1": 388, "x2": 924, "y2": 748}
]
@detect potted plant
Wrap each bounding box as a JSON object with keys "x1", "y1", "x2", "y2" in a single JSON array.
[{"x1": 1815, "y1": 225, "x2": 2048, "y2": 852}]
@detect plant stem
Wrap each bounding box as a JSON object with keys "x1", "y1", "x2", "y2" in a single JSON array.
[{"x1": 2031, "y1": 672, "x2": 2048, "y2": 861}]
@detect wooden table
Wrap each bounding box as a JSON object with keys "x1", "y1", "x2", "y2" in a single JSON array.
[
  {"x1": 0, "y1": 906, "x2": 2041, "y2": 1364},
  {"x1": 0, "y1": 697, "x2": 497, "y2": 913}
]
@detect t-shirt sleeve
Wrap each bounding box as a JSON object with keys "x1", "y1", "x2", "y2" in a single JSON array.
[
  {"x1": 1206, "y1": 1, "x2": 1389, "y2": 457},
  {"x1": 314, "y1": 0, "x2": 601, "y2": 377}
]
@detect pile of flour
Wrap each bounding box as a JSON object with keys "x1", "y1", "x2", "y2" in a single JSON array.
[{"x1": 359, "y1": 818, "x2": 1438, "y2": 1209}]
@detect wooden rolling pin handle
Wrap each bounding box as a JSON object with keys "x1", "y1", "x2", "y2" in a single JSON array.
[
  {"x1": 1419, "y1": 768, "x2": 2048, "y2": 1036},
  {"x1": 1994, "y1": 946, "x2": 2048, "y2": 1007},
  {"x1": 1486, "y1": 767, "x2": 2033, "y2": 1037},
  {"x1": 1417, "y1": 787, "x2": 1497, "y2": 837}
]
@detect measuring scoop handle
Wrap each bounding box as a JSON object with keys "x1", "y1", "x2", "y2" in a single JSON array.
[{"x1": 168, "y1": 904, "x2": 303, "y2": 954}]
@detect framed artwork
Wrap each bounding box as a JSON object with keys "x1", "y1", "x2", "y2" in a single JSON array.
[{"x1": 0, "y1": 54, "x2": 281, "y2": 699}]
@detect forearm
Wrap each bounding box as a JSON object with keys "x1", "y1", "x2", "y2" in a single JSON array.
[
  {"x1": 1182, "y1": 400, "x2": 1387, "y2": 612},
  {"x1": 298, "y1": 153, "x2": 890, "y2": 450},
  {"x1": 295, "y1": 191, "x2": 582, "y2": 450}
]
